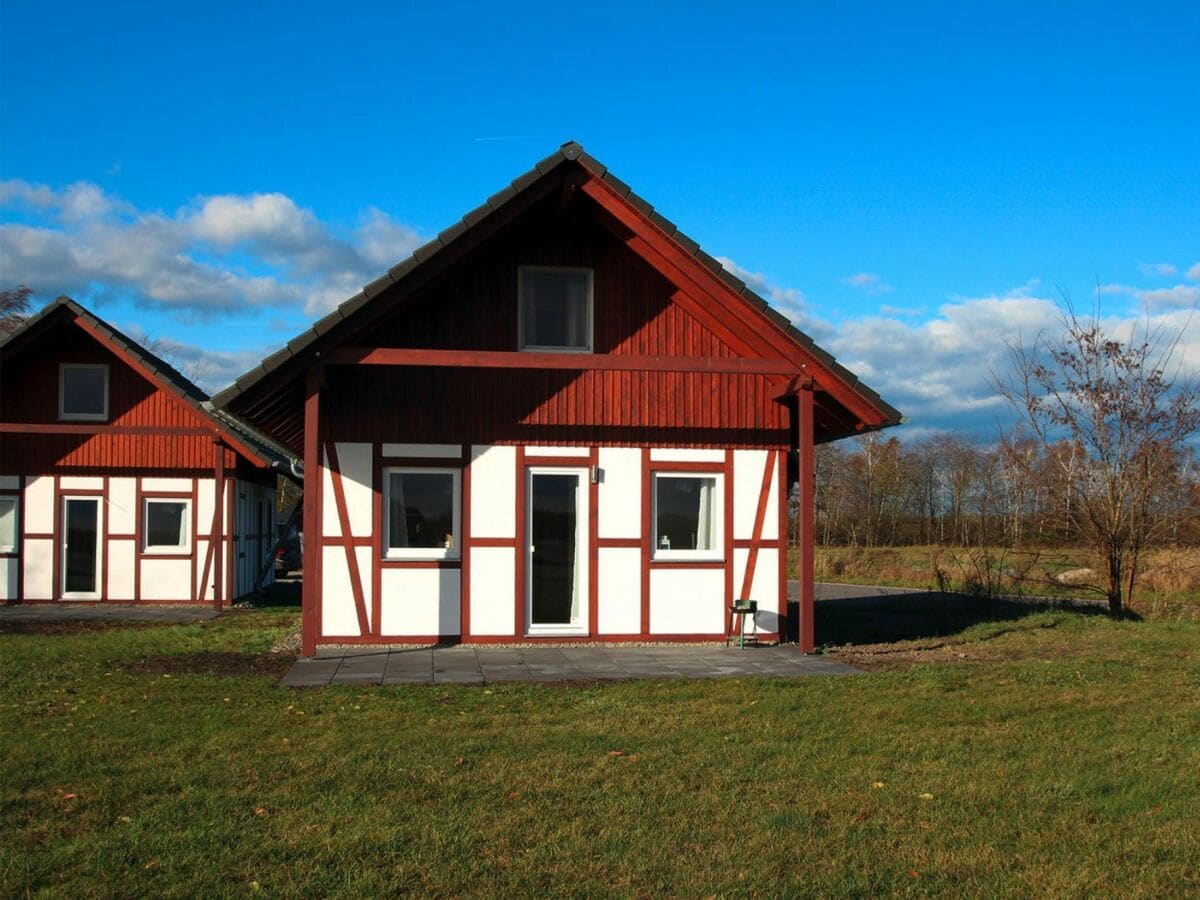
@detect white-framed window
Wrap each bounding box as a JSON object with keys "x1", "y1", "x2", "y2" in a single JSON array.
[
  {"x1": 652, "y1": 472, "x2": 724, "y2": 560},
  {"x1": 59, "y1": 363, "x2": 110, "y2": 421},
  {"x1": 384, "y1": 467, "x2": 461, "y2": 560},
  {"x1": 143, "y1": 498, "x2": 191, "y2": 553},
  {"x1": 518, "y1": 266, "x2": 593, "y2": 352},
  {"x1": 0, "y1": 496, "x2": 17, "y2": 553}
]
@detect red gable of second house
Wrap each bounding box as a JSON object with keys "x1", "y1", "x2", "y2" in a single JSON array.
[{"x1": 0, "y1": 298, "x2": 297, "y2": 607}]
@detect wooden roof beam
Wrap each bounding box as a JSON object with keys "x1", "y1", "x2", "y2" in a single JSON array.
[{"x1": 326, "y1": 347, "x2": 802, "y2": 376}]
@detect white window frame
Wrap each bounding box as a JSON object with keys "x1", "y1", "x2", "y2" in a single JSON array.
[
  {"x1": 142, "y1": 498, "x2": 192, "y2": 554},
  {"x1": 0, "y1": 496, "x2": 17, "y2": 554},
  {"x1": 651, "y1": 472, "x2": 725, "y2": 562},
  {"x1": 58, "y1": 363, "x2": 110, "y2": 422},
  {"x1": 383, "y1": 467, "x2": 462, "y2": 560},
  {"x1": 517, "y1": 265, "x2": 594, "y2": 353}
]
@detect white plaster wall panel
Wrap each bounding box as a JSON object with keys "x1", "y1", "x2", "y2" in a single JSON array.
[
  {"x1": 321, "y1": 450, "x2": 338, "y2": 537},
  {"x1": 597, "y1": 447, "x2": 641, "y2": 539},
  {"x1": 0, "y1": 475, "x2": 19, "y2": 490},
  {"x1": 321, "y1": 545, "x2": 361, "y2": 636},
  {"x1": 107, "y1": 540, "x2": 135, "y2": 600},
  {"x1": 750, "y1": 548, "x2": 781, "y2": 634},
  {"x1": 195, "y1": 539, "x2": 213, "y2": 599},
  {"x1": 140, "y1": 558, "x2": 192, "y2": 601},
  {"x1": 469, "y1": 547, "x2": 515, "y2": 635},
  {"x1": 380, "y1": 568, "x2": 461, "y2": 636},
  {"x1": 650, "y1": 448, "x2": 725, "y2": 462},
  {"x1": 732, "y1": 548, "x2": 750, "y2": 603},
  {"x1": 59, "y1": 476, "x2": 104, "y2": 491},
  {"x1": 322, "y1": 443, "x2": 372, "y2": 538},
  {"x1": 526, "y1": 446, "x2": 588, "y2": 457},
  {"x1": 196, "y1": 479, "x2": 215, "y2": 536},
  {"x1": 0, "y1": 557, "x2": 15, "y2": 600},
  {"x1": 597, "y1": 547, "x2": 641, "y2": 634},
  {"x1": 649, "y1": 568, "x2": 725, "y2": 634},
  {"x1": 382, "y1": 443, "x2": 462, "y2": 458},
  {"x1": 107, "y1": 478, "x2": 137, "y2": 535},
  {"x1": 760, "y1": 464, "x2": 780, "y2": 541},
  {"x1": 141, "y1": 477, "x2": 191, "y2": 493},
  {"x1": 22, "y1": 539, "x2": 53, "y2": 599},
  {"x1": 469, "y1": 446, "x2": 516, "y2": 538},
  {"x1": 23, "y1": 476, "x2": 54, "y2": 535},
  {"x1": 733, "y1": 450, "x2": 770, "y2": 539}
]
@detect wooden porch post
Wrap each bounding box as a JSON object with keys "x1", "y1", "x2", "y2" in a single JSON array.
[
  {"x1": 213, "y1": 437, "x2": 225, "y2": 611},
  {"x1": 797, "y1": 386, "x2": 816, "y2": 652},
  {"x1": 301, "y1": 369, "x2": 321, "y2": 657}
]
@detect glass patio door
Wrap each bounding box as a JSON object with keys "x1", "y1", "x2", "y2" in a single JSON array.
[
  {"x1": 526, "y1": 469, "x2": 588, "y2": 634},
  {"x1": 62, "y1": 497, "x2": 102, "y2": 600}
]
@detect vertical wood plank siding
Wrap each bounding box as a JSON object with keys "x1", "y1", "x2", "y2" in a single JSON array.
[
  {"x1": 0, "y1": 318, "x2": 227, "y2": 471},
  {"x1": 318, "y1": 211, "x2": 789, "y2": 449}
]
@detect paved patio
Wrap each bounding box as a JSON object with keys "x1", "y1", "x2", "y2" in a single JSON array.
[
  {"x1": 0, "y1": 604, "x2": 220, "y2": 624},
  {"x1": 281, "y1": 644, "x2": 863, "y2": 687}
]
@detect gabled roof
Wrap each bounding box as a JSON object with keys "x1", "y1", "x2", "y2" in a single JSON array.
[
  {"x1": 212, "y1": 142, "x2": 901, "y2": 437},
  {"x1": 1, "y1": 296, "x2": 300, "y2": 475}
]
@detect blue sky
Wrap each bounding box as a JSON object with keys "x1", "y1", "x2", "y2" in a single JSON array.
[{"x1": 2, "y1": 1, "x2": 1197, "y2": 436}]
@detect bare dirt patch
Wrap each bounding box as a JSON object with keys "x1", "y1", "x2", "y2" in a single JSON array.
[
  {"x1": 119, "y1": 651, "x2": 296, "y2": 678},
  {"x1": 830, "y1": 622, "x2": 1073, "y2": 671}
]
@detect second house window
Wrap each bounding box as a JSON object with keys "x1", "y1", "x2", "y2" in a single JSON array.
[
  {"x1": 384, "y1": 468, "x2": 461, "y2": 559},
  {"x1": 518, "y1": 267, "x2": 592, "y2": 352},
  {"x1": 143, "y1": 499, "x2": 190, "y2": 553}
]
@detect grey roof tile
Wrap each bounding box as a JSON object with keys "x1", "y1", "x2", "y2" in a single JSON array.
[
  {"x1": 600, "y1": 171, "x2": 632, "y2": 198},
  {"x1": 411, "y1": 238, "x2": 444, "y2": 264},
  {"x1": 486, "y1": 184, "x2": 517, "y2": 209},
  {"x1": 648, "y1": 210, "x2": 678, "y2": 236},
  {"x1": 362, "y1": 273, "x2": 394, "y2": 300}
]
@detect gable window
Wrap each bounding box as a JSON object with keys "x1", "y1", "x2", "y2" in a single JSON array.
[
  {"x1": 143, "y1": 499, "x2": 190, "y2": 553},
  {"x1": 519, "y1": 267, "x2": 593, "y2": 352},
  {"x1": 0, "y1": 497, "x2": 17, "y2": 554},
  {"x1": 59, "y1": 364, "x2": 109, "y2": 421},
  {"x1": 652, "y1": 473, "x2": 723, "y2": 560},
  {"x1": 384, "y1": 468, "x2": 461, "y2": 559}
]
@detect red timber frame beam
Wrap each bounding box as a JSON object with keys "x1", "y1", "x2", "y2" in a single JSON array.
[
  {"x1": 0, "y1": 423, "x2": 213, "y2": 435},
  {"x1": 326, "y1": 347, "x2": 801, "y2": 376},
  {"x1": 301, "y1": 370, "x2": 321, "y2": 657},
  {"x1": 795, "y1": 385, "x2": 816, "y2": 652},
  {"x1": 212, "y1": 437, "x2": 225, "y2": 611}
]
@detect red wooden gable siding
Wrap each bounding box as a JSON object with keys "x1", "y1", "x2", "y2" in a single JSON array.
[
  {"x1": 323, "y1": 206, "x2": 790, "y2": 448},
  {"x1": 0, "y1": 319, "x2": 235, "y2": 472}
]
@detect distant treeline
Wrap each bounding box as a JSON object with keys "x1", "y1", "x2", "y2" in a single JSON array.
[{"x1": 794, "y1": 434, "x2": 1200, "y2": 547}]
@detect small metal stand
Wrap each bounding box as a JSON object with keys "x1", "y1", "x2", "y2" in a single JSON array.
[{"x1": 726, "y1": 599, "x2": 758, "y2": 649}]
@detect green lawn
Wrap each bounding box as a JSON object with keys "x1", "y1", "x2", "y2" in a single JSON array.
[{"x1": 2, "y1": 607, "x2": 1199, "y2": 896}]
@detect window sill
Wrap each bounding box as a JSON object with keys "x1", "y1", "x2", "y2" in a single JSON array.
[{"x1": 58, "y1": 414, "x2": 109, "y2": 422}]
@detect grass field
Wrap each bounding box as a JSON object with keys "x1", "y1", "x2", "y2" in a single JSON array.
[
  {"x1": 3, "y1": 603, "x2": 1199, "y2": 896},
  {"x1": 800, "y1": 545, "x2": 1200, "y2": 620}
]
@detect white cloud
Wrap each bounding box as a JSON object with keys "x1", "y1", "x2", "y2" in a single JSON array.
[
  {"x1": 1138, "y1": 261, "x2": 1177, "y2": 278},
  {"x1": 841, "y1": 272, "x2": 893, "y2": 294},
  {"x1": 1099, "y1": 282, "x2": 1200, "y2": 312},
  {"x1": 0, "y1": 179, "x2": 424, "y2": 317},
  {"x1": 1188, "y1": 262, "x2": 1200, "y2": 281}
]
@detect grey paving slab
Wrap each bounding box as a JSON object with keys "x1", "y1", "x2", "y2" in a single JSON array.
[{"x1": 284, "y1": 645, "x2": 863, "y2": 687}]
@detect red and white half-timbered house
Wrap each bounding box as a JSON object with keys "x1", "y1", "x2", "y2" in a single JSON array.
[
  {"x1": 216, "y1": 143, "x2": 900, "y2": 656},
  {"x1": 0, "y1": 298, "x2": 297, "y2": 607}
]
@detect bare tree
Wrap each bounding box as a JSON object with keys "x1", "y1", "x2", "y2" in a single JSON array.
[
  {"x1": 0, "y1": 286, "x2": 34, "y2": 336},
  {"x1": 997, "y1": 298, "x2": 1200, "y2": 613}
]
